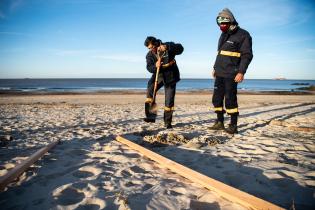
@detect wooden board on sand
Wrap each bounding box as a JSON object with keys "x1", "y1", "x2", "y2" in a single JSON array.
[
  {"x1": 0, "y1": 140, "x2": 59, "y2": 191},
  {"x1": 116, "y1": 135, "x2": 284, "y2": 210}
]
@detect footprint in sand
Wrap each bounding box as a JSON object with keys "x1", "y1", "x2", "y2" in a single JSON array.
[
  {"x1": 72, "y1": 170, "x2": 95, "y2": 179},
  {"x1": 120, "y1": 169, "x2": 132, "y2": 178},
  {"x1": 124, "y1": 179, "x2": 146, "y2": 187},
  {"x1": 72, "y1": 166, "x2": 102, "y2": 180},
  {"x1": 129, "y1": 165, "x2": 147, "y2": 174},
  {"x1": 75, "y1": 204, "x2": 100, "y2": 210},
  {"x1": 142, "y1": 183, "x2": 154, "y2": 191},
  {"x1": 166, "y1": 186, "x2": 187, "y2": 196},
  {"x1": 118, "y1": 166, "x2": 150, "y2": 178},
  {"x1": 109, "y1": 154, "x2": 131, "y2": 164},
  {"x1": 75, "y1": 198, "x2": 106, "y2": 210},
  {"x1": 53, "y1": 185, "x2": 85, "y2": 205}
]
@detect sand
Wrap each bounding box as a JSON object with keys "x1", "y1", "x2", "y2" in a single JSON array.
[{"x1": 0, "y1": 93, "x2": 314, "y2": 210}]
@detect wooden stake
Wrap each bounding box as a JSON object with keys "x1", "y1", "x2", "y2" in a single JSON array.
[
  {"x1": 116, "y1": 135, "x2": 284, "y2": 210},
  {"x1": 0, "y1": 140, "x2": 59, "y2": 191}
]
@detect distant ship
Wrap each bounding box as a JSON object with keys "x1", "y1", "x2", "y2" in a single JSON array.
[{"x1": 273, "y1": 77, "x2": 286, "y2": 80}]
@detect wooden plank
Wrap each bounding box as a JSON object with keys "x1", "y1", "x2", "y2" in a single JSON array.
[
  {"x1": 0, "y1": 140, "x2": 59, "y2": 191},
  {"x1": 116, "y1": 135, "x2": 284, "y2": 210}
]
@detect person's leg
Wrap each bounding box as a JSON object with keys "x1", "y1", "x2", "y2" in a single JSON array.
[
  {"x1": 224, "y1": 77, "x2": 238, "y2": 134},
  {"x1": 164, "y1": 83, "x2": 176, "y2": 128},
  {"x1": 144, "y1": 79, "x2": 163, "y2": 122},
  {"x1": 210, "y1": 76, "x2": 225, "y2": 130}
]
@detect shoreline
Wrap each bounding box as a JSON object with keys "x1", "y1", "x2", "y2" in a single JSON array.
[
  {"x1": 0, "y1": 89, "x2": 314, "y2": 96},
  {"x1": 1, "y1": 93, "x2": 315, "y2": 106}
]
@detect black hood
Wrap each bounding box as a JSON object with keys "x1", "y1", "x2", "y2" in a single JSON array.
[{"x1": 217, "y1": 8, "x2": 238, "y2": 26}]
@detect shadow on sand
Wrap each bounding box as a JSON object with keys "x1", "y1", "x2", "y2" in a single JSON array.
[{"x1": 120, "y1": 132, "x2": 315, "y2": 210}]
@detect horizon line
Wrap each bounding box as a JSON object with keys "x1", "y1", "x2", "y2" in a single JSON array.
[{"x1": 0, "y1": 77, "x2": 315, "y2": 80}]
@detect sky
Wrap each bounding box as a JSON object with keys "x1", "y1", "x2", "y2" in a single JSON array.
[{"x1": 0, "y1": 0, "x2": 315, "y2": 79}]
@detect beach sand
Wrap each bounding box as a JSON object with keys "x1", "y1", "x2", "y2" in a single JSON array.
[{"x1": 0, "y1": 93, "x2": 314, "y2": 209}]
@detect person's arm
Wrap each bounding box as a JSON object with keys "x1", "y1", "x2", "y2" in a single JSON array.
[
  {"x1": 212, "y1": 34, "x2": 224, "y2": 78},
  {"x1": 146, "y1": 54, "x2": 157, "y2": 73},
  {"x1": 238, "y1": 33, "x2": 253, "y2": 75},
  {"x1": 212, "y1": 69, "x2": 216, "y2": 78},
  {"x1": 157, "y1": 42, "x2": 183, "y2": 69},
  {"x1": 164, "y1": 42, "x2": 184, "y2": 55},
  {"x1": 235, "y1": 33, "x2": 253, "y2": 83}
]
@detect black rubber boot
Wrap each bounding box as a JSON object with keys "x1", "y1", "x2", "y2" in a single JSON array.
[
  {"x1": 225, "y1": 113, "x2": 238, "y2": 134},
  {"x1": 210, "y1": 112, "x2": 225, "y2": 130},
  {"x1": 144, "y1": 103, "x2": 156, "y2": 123},
  {"x1": 230, "y1": 113, "x2": 238, "y2": 126},
  {"x1": 225, "y1": 124, "x2": 238, "y2": 134},
  {"x1": 209, "y1": 120, "x2": 225, "y2": 130},
  {"x1": 164, "y1": 110, "x2": 173, "y2": 129},
  {"x1": 143, "y1": 118, "x2": 155, "y2": 123}
]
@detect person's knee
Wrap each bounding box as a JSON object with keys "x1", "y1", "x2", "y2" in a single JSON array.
[{"x1": 212, "y1": 99, "x2": 222, "y2": 107}]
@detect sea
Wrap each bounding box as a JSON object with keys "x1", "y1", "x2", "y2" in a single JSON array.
[{"x1": 0, "y1": 78, "x2": 314, "y2": 93}]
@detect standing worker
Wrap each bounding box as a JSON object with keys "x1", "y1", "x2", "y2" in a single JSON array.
[
  {"x1": 210, "y1": 8, "x2": 253, "y2": 134},
  {"x1": 143, "y1": 36, "x2": 184, "y2": 129}
]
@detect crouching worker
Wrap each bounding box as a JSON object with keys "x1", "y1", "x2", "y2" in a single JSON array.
[
  {"x1": 211, "y1": 8, "x2": 253, "y2": 134},
  {"x1": 143, "y1": 36, "x2": 184, "y2": 129}
]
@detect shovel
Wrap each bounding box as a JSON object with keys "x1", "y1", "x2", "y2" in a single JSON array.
[
  {"x1": 149, "y1": 49, "x2": 165, "y2": 114},
  {"x1": 149, "y1": 65, "x2": 160, "y2": 114}
]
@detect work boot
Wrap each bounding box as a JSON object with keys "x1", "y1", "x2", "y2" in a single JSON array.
[
  {"x1": 144, "y1": 103, "x2": 156, "y2": 123},
  {"x1": 165, "y1": 124, "x2": 173, "y2": 129},
  {"x1": 225, "y1": 124, "x2": 238, "y2": 134},
  {"x1": 209, "y1": 121, "x2": 225, "y2": 130},
  {"x1": 143, "y1": 118, "x2": 155, "y2": 123},
  {"x1": 164, "y1": 110, "x2": 173, "y2": 129}
]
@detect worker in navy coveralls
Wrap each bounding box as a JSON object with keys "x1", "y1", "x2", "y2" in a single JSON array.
[
  {"x1": 143, "y1": 36, "x2": 184, "y2": 129},
  {"x1": 210, "y1": 8, "x2": 253, "y2": 134}
]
